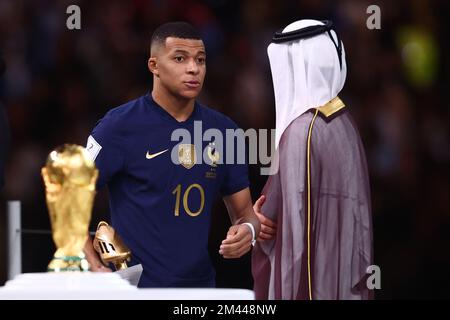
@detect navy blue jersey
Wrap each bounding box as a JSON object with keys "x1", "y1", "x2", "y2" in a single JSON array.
[{"x1": 87, "y1": 94, "x2": 249, "y2": 287}]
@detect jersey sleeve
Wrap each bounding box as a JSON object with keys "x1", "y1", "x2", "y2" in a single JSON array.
[
  {"x1": 86, "y1": 113, "x2": 125, "y2": 190},
  {"x1": 220, "y1": 120, "x2": 250, "y2": 196}
]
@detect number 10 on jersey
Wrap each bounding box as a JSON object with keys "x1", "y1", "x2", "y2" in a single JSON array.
[{"x1": 172, "y1": 183, "x2": 205, "y2": 217}]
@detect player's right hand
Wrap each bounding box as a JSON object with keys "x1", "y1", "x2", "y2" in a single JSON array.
[
  {"x1": 253, "y1": 195, "x2": 277, "y2": 241},
  {"x1": 89, "y1": 262, "x2": 112, "y2": 272}
]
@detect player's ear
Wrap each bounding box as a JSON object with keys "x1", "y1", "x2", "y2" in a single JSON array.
[{"x1": 148, "y1": 57, "x2": 159, "y2": 77}]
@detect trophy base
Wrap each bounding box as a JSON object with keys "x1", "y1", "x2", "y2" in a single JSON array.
[{"x1": 48, "y1": 256, "x2": 89, "y2": 272}]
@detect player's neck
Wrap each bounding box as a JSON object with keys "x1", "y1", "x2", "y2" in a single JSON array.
[{"x1": 151, "y1": 89, "x2": 195, "y2": 122}]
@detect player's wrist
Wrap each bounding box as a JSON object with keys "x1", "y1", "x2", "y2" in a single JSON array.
[{"x1": 242, "y1": 222, "x2": 256, "y2": 246}]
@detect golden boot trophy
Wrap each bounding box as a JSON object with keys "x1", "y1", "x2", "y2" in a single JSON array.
[
  {"x1": 93, "y1": 221, "x2": 131, "y2": 270},
  {"x1": 42, "y1": 144, "x2": 98, "y2": 272}
]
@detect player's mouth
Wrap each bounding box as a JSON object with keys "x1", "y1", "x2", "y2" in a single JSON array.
[{"x1": 184, "y1": 81, "x2": 201, "y2": 89}]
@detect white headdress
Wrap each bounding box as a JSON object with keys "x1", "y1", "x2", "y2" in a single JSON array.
[{"x1": 268, "y1": 19, "x2": 347, "y2": 150}]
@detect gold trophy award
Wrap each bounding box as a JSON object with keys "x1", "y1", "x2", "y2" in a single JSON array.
[
  {"x1": 42, "y1": 144, "x2": 98, "y2": 272},
  {"x1": 93, "y1": 221, "x2": 131, "y2": 270}
]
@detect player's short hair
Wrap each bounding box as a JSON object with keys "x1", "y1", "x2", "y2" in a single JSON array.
[{"x1": 150, "y1": 22, "x2": 202, "y2": 54}]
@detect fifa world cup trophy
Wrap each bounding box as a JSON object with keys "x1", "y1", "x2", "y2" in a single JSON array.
[{"x1": 41, "y1": 144, "x2": 98, "y2": 272}]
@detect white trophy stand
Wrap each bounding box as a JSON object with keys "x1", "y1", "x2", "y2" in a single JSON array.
[{"x1": 0, "y1": 272, "x2": 255, "y2": 300}]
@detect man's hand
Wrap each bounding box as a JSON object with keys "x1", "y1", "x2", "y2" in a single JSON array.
[
  {"x1": 219, "y1": 224, "x2": 253, "y2": 259},
  {"x1": 89, "y1": 262, "x2": 113, "y2": 272},
  {"x1": 83, "y1": 236, "x2": 112, "y2": 272},
  {"x1": 253, "y1": 195, "x2": 277, "y2": 241}
]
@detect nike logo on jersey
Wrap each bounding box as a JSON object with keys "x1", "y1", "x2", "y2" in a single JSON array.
[{"x1": 146, "y1": 149, "x2": 168, "y2": 159}]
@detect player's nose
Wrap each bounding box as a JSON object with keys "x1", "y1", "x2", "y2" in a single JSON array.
[{"x1": 186, "y1": 58, "x2": 199, "y2": 74}]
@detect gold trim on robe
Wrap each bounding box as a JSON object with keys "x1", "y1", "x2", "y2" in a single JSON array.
[
  {"x1": 305, "y1": 96, "x2": 344, "y2": 300},
  {"x1": 317, "y1": 96, "x2": 345, "y2": 118}
]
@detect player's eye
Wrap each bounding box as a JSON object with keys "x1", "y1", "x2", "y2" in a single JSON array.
[
  {"x1": 197, "y1": 57, "x2": 206, "y2": 64},
  {"x1": 174, "y1": 56, "x2": 185, "y2": 62}
]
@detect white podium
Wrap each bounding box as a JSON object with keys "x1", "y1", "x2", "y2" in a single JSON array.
[{"x1": 0, "y1": 273, "x2": 254, "y2": 300}]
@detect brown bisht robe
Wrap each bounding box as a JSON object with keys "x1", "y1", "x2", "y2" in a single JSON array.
[{"x1": 252, "y1": 98, "x2": 373, "y2": 300}]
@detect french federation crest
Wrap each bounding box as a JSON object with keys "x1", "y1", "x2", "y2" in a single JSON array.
[{"x1": 178, "y1": 144, "x2": 197, "y2": 169}]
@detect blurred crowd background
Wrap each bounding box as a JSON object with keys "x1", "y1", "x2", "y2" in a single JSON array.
[{"x1": 0, "y1": 0, "x2": 449, "y2": 299}]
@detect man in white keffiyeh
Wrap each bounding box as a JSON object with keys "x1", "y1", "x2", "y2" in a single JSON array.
[{"x1": 252, "y1": 19, "x2": 373, "y2": 300}]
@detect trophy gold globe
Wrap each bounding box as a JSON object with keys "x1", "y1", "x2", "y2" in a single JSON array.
[{"x1": 41, "y1": 144, "x2": 98, "y2": 272}]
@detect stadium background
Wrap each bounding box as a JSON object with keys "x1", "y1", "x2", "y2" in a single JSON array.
[{"x1": 0, "y1": 0, "x2": 449, "y2": 299}]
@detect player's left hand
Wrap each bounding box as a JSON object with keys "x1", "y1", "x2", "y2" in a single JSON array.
[{"x1": 219, "y1": 224, "x2": 253, "y2": 259}]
